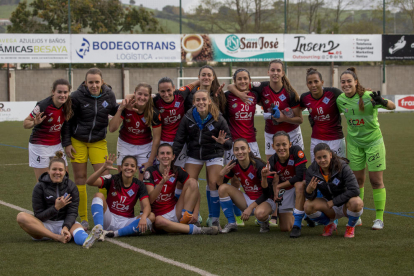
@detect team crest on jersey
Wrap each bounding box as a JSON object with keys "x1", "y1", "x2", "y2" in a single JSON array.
[
  {"x1": 126, "y1": 119, "x2": 131, "y2": 123},
  {"x1": 309, "y1": 108, "x2": 313, "y2": 113},
  {"x1": 332, "y1": 178, "x2": 340, "y2": 185},
  {"x1": 208, "y1": 124, "x2": 214, "y2": 131},
  {"x1": 248, "y1": 172, "x2": 255, "y2": 179},
  {"x1": 252, "y1": 82, "x2": 261, "y2": 87},
  {"x1": 265, "y1": 99, "x2": 269, "y2": 104},
  {"x1": 174, "y1": 102, "x2": 180, "y2": 108},
  {"x1": 159, "y1": 108, "x2": 164, "y2": 113},
  {"x1": 48, "y1": 117, "x2": 53, "y2": 123},
  {"x1": 169, "y1": 176, "x2": 176, "y2": 183},
  {"x1": 144, "y1": 171, "x2": 150, "y2": 180},
  {"x1": 288, "y1": 159, "x2": 294, "y2": 166},
  {"x1": 298, "y1": 151, "x2": 305, "y2": 158},
  {"x1": 102, "y1": 174, "x2": 112, "y2": 180},
  {"x1": 111, "y1": 192, "x2": 117, "y2": 196},
  {"x1": 322, "y1": 97, "x2": 330, "y2": 104},
  {"x1": 232, "y1": 103, "x2": 238, "y2": 108},
  {"x1": 142, "y1": 117, "x2": 146, "y2": 123},
  {"x1": 102, "y1": 101, "x2": 108, "y2": 108},
  {"x1": 279, "y1": 94, "x2": 286, "y2": 101},
  {"x1": 127, "y1": 189, "x2": 135, "y2": 197}
]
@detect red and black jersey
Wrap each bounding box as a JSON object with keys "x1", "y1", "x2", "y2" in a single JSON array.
[
  {"x1": 118, "y1": 108, "x2": 161, "y2": 145},
  {"x1": 153, "y1": 86, "x2": 191, "y2": 142},
  {"x1": 99, "y1": 174, "x2": 149, "y2": 218},
  {"x1": 143, "y1": 165, "x2": 189, "y2": 216},
  {"x1": 29, "y1": 96, "x2": 66, "y2": 146},
  {"x1": 223, "y1": 159, "x2": 265, "y2": 200},
  {"x1": 300, "y1": 87, "x2": 344, "y2": 140},
  {"x1": 225, "y1": 91, "x2": 259, "y2": 143},
  {"x1": 250, "y1": 81, "x2": 300, "y2": 134},
  {"x1": 268, "y1": 145, "x2": 307, "y2": 190}
]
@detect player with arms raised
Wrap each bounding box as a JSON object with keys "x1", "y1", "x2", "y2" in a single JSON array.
[{"x1": 337, "y1": 67, "x2": 395, "y2": 230}]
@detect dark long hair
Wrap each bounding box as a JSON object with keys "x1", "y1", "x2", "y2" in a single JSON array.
[
  {"x1": 268, "y1": 60, "x2": 299, "y2": 101},
  {"x1": 112, "y1": 155, "x2": 138, "y2": 192},
  {"x1": 233, "y1": 138, "x2": 265, "y2": 169},
  {"x1": 52, "y1": 79, "x2": 73, "y2": 121},
  {"x1": 314, "y1": 143, "x2": 349, "y2": 175},
  {"x1": 199, "y1": 65, "x2": 227, "y2": 114},
  {"x1": 340, "y1": 67, "x2": 367, "y2": 111}
]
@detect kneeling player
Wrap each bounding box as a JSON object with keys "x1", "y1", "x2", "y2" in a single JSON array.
[
  {"x1": 144, "y1": 144, "x2": 218, "y2": 235},
  {"x1": 254, "y1": 131, "x2": 307, "y2": 238},
  {"x1": 217, "y1": 138, "x2": 276, "y2": 233},
  {"x1": 86, "y1": 154, "x2": 155, "y2": 238},
  {"x1": 304, "y1": 143, "x2": 363, "y2": 238}
]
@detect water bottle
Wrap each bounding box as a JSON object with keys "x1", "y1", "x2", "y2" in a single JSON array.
[{"x1": 282, "y1": 107, "x2": 294, "y2": 118}]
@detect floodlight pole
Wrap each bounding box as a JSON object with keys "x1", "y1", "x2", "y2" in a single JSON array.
[
  {"x1": 179, "y1": 0, "x2": 183, "y2": 87},
  {"x1": 68, "y1": 0, "x2": 72, "y2": 85},
  {"x1": 382, "y1": 0, "x2": 385, "y2": 85}
]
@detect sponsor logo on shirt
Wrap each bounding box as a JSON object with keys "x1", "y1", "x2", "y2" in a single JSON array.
[
  {"x1": 252, "y1": 82, "x2": 261, "y2": 87},
  {"x1": 102, "y1": 174, "x2": 112, "y2": 180},
  {"x1": 127, "y1": 113, "x2": 132, "y2": 116},
  {"x1": 298, "y1": 150, "x2": 305, "y2": 158},
  {"x1": 144, "y1": 171, "x2": 151, "y2": 180},
  {"x1": 48, "y1": 113, "x2": 53, "y2": 116},
  {"x1": 33, "y1": 105, "x2": 40, "y2": 115},
  {"x1": 179, "y1": 86, "x2": 187, "y2": 91},
  {"x1": 306, "y1": 103, "x2": 311, "y2": 106},
  {"x1": 84, "y1": 104, "x2": 89, "y2": 108}
]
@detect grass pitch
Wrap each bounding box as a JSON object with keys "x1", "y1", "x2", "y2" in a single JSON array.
[{"x1": 0, "y1": 113, "x2": 413, "y2": 275}]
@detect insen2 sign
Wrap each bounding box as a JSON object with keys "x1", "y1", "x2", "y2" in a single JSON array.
[{"x1": 396, "y1": 95, "x2": 414, "y2": 110}]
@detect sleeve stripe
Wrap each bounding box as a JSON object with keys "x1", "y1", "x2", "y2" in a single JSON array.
[
  {"x1": 291, "y1": 104, "x2": 300, "y2": 109},
  {"x1": 224, "y1": 175, "x2": 232, "y2": 179},
  {"x1": 99, "y1": 177, "x2": 105, "y2": 189},
  {"x1": 152, "y1": 124, "x2": 162, "y2": 128},
  {"x1": 182, "y1": 175, "x2": 190, "y2": 184},
  {"x1": 145, "y1": 183, "x2": 155, "y2": 186},
  {"x1": 139, "y1": 195, "x2": 149, "y2": 201},
  {"x1": 295, "y1": 160, "x2": 307, "y2": 166},
  {"x1": 267, "y1": 175, "x2": 274, "y2": 179},
  {"x1": 120, "y1": 115, "x2": 124, "y2": 120}
]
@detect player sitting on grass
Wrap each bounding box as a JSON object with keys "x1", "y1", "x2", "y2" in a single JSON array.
[
  {"x1": 86, "y1": 154, "x2": 155, "y2": 239},
  {"x1": 217, "y1": 138, "x2": 270, "y2": 233},
  {"x1": 304, "y1": 143, "x2": 363, "y2": 238},
  {"x1": 254, "y1": 131, "x2": 307, "y2": 238},
  {"x1": 16, "y1": 152, "x2": 101, "y2": 249},
  {"x1": 144, "y1": 143, "x2": 218, "y2": 235}
]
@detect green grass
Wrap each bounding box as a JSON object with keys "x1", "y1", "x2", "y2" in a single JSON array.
[{"x1": 1, "y1": 113, "x2": 414, "y2": 275}]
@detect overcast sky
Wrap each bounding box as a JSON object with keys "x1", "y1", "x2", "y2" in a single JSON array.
[{"x1": 120, "y1": 0, "x2": 200, "y2": 12}]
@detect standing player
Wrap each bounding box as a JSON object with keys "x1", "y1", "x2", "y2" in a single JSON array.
[
  {"x1": 173, "y1": 89, "x2": 233, "y2": 229},
  {"x1": 144, "y1": 144, "x2": 218, "y2": 235},
  {"x1": 62, "y1": 68, "x2": 119, "y2": 230},
  {"x1": 24, "y1": 79, "x2": 73, "y2": 181},
  {"x1": 254, "y1": 132, "x2": 307, "y2": 238},
  {"x1": 16, "y1": 152, "x2": 102, "y2": 249},
  {"x1": 109, "y1": 83, "x2": 161, "y2": 180},
  {"x1": 300, "y1": 68, "x2": 345, "y2": 161},
  {"x1": 154, "y1": 77, "x2": 198, "y2": 167},
  {"x1": 305, "y1": 143, "x2": 363, "y2": 238},
  {"x1": 86, "y1": 154, "x2": 155, "y2": 238},
  {"x1": 217, "y1": 139, "x2": 275, "y2": 233},
  {"x1": 337, "y1": 67, "x2": 395, "y2": 230}
]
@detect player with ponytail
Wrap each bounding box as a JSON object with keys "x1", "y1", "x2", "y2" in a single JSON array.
[{"x1": 337, "y1": 67, "x2": 395, "y2": 230}]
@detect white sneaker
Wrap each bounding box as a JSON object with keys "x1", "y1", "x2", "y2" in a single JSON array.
[
  {"x1": 220, "y1": 223, "x2": 237, "y2": 234},
  {"x1": 372, "y1": 219, "x2": 384, "y2": 230},
  {"x1": 355, "y1": 218, "x2": 362, "y2": 226},
  {"x1": 83, "y1": 225, "x2": 103, "y2": 249}
]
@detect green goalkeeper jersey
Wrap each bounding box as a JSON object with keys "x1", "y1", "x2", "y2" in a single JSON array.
[{"x1": 337, "y1": 91, "x2": 384, "y2": 148}]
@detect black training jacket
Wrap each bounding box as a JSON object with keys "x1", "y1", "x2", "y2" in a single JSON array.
[
  {"x1": 173, "y1": 107, "x2": 232, "y2": 160},
  {"x1": 61, "y1": 82, "x2": 118, "y2": 147},
  {"x1": 305, "y1": 160, "x2": 360, "y2": 206},
  {"x1": 32, "y1": 173, "x2": 79, "y2": 230}
]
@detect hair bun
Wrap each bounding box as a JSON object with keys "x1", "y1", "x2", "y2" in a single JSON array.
[
  {"x1": 307, "y1": 67, "x2": 317, "y2": 73},
  {"x1": 347, "y1": 67, "x2": 356, "y2": 73},
  {"x1": 54, "y1": 151, "x2": 63, "y2": 159}
]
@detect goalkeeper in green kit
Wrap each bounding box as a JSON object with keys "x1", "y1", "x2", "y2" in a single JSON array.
[{"x1": 337, "y1": 67, "x2": 395, "y2": 230}]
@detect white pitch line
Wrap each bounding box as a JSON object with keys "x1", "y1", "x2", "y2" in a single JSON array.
[
  {"x1": 0, "y1": 199, "x2": 218, "y2": 276},
  {"x1": 0, "y1": 163, "x2": 29, "y2": 166}
]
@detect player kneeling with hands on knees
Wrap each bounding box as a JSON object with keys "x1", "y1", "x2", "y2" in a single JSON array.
[
  {"x1": 304, "y1": 143, "x2": 363, "y2": 238},
  {"x1": 144, "y1": 144, "x2": 218, "y2": 235},
  {"x1": 217, "y1": 138, "x2": 270, "y2": 234},
  {"x1": 17, "y1": 152, "x2": 100, "y2": 249},
  {"x1": 86, "y1": 154, "x2": 155, "y2": 239}
]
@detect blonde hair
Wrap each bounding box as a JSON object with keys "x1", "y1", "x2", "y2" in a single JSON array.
[
  {"x1": 134, "y1": 83, "x2": 154, "y2": 126},
  {"x1": 193, "y1": 89, "x2": 219, "y2": 121},
  {"x1": 268, "y1": 59, "x2": 299, "y2": 101}
]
